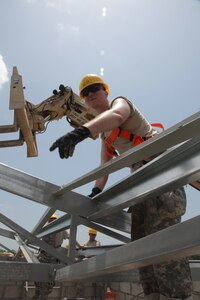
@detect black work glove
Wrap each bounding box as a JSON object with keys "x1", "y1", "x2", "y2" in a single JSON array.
[
  {"x1": 88, "y1": 187, "x2": 102, "y2": 198},
  {"x1": 49, "y1": 126, "x2": 90, "y2": 159}
]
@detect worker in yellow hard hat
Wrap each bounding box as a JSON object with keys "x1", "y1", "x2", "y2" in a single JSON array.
[
  {"x1": 33, "y1": 213, "x2": 68, "y2": 300},
  {"x1": 49, "y1": 74, "x2": 110, "y2": 159},
  {"x1": 48, "y1": 214, "x2": 58, "y2": 222},
  {"x1": 82, "y1": 228, "x2": 101, "y2": 247},
  {"x1": 79, "y1": 74, "x2": 110, "y2": 99},
  {"x1": 49, "y1": 73, "x2": 192, "y2": 299},
  {"x1": 88, "y1": 228, "x2": 97, "y2": 235}
]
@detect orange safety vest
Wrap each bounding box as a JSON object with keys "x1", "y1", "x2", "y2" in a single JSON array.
[{"x1": 102, "y1": 123, "x2": 164, "y2": 158}]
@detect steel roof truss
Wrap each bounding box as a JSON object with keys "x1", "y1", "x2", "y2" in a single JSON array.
[
  {"x1": 56, "y1": 215, "x2": 200, "y2": 282},
  {"x1": 0, "y1": 212, "x2": 69, "y2": 264},
  {"x1": 14, "y1": 234, "x2": 39, "y2": 263}
]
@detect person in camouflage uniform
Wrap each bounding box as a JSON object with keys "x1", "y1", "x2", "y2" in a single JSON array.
[
  {"x1": 33, "y1": 214, "x2": 69, "y2": 300},
  {"x1": 50, "y1": 74, "x2": 193, "y2": 299},
  {"x1": 131, "y1": 187, "x2": 193, "y2": 300}
]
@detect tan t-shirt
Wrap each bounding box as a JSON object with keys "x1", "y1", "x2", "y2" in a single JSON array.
[
  {"x1": 101, "y1": 97, "x2": 157, "y2": 155},
  {"x1": 83, "y1": 240, "x2": 101, "y2": 247}
]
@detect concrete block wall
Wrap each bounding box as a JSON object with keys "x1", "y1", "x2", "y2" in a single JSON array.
[
  {"x1": 0, "y1": 281, "x2": 200, "y2": 299},
  {"x1": 109, "y1": 282, "x2": 200, "y2": 300},
  {"x1": 0, "y1": 281, "x2": 107, "y2": 300},
  {"x1": 109, "y1": 282, "x2": 144, "y2": 300}
]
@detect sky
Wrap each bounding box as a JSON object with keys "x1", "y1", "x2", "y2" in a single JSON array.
[{"x1": 0, "y1": 0, "x2": 200, "y2": 251}]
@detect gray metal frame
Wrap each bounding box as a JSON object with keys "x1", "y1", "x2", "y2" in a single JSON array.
[
  {"x1": 0, "y1": 111, "x2": 199, "y2": 283},
  {"x1": 56, "y1": 215, "x2": 200, "y2": 281},
  {"x1": 56, "y1": 111, "x2": 200, "y2": 193},
  {"x1": 0, "y1": 212, "x2": 69, "y2": 264}
]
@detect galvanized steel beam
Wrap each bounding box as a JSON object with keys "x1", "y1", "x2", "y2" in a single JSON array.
[
  {"x1": 0, "y1": 260, "x2": 198, "y2": 283},
  {"x1": 89, "y1": 137, "x2": 200, "y2": 220},
  {"x1": 56, "y1": 215, "x2": 200, "y2": 282},
  {"x1": 0, "y1": 137, "x2": 199, "y2": 235},
  {"x1": 37, "y1": 211, "x2": 131, "y2": 238},
  {"x1": 0, "y1": 163, "x2": 97, "y2": 216},
  {"x1": 31, "y1": 207, "x2": 56, "y2": 235},
  {"x1": 14, "y1": 234, "x2": 39, "y2": 263},
  {"x1": 0, "y1": 228, "x2": 15, "y2": 240},
  {"x1": 0, "y1": 261, "x2": 63, "y2": 282},
  {"x1": 0, "y1": 212, "x2": 69, "y2": 264},
  {"x1": 56, "y1": 111, "x2": 200, "y2": 193},
  {"x1": 0, "y1": 243, "x2": 16, "y2": 254},
  {"x1": 38, "y1": 214, "x2": 131, "y2": 244},
  {"x1": 75, "y1": 216, "x2": 131, "y2": 243}
]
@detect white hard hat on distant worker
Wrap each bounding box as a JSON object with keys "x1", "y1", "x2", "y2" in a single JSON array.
[{"x1": 79, "y1": 74, "x2": 110, "y2": 98}]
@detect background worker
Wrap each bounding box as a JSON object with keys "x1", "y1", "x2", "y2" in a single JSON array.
[
  {"x1": 50, "y1": 74, "x2": 193, "y2": 300},
  {"x1": 33, "y1": 214, "x2": 68, "y2": 300},
  {"x1": 83, "y1": 228, "x2": 101, "y2": 247}
]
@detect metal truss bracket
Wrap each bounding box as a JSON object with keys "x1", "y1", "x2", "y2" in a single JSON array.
[
  {"x1": 0, "y1": 66, "x2": 37, "y2": 156},
  {"x1": 0, "y1": 111, "x2": 24, "y2": 147}
]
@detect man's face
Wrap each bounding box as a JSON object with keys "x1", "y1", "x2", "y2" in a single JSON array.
[
  {"x1": 89, "y1": 233, "x2": 96, "y2": 241},
  {"x1": 83, "y1": 84, "x2": 109, "y2": 112}
]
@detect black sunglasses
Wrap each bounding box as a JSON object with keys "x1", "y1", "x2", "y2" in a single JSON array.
[{"x1": 82, "y1": 84, "x2": 102, "y2": 97}]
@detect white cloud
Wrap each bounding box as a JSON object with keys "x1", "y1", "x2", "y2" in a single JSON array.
[
  {"x1": 67, "y1": 24, "x2": 80, "y2": 35},
  {"x1": 44, "y1": 0, "x2": 71, "y2": 13},
  {"x1": 56, "y1": 23, "x2": 80, "y2": 35},
  {"x1": 57, "y1": 23, "x2": 65, "y2": 31},
  {"x1": 102, "y1": 7, "x2": 107, "y2": 17},
  {"x1": 25, "y1": 0, "x2": 38, "y2": 3},
  {"x1": 45, "y1": 0, "x2": 56, "y2": 8},
  {"x1": 0, "y1": 55, "x2": 9, "y2": 89}
]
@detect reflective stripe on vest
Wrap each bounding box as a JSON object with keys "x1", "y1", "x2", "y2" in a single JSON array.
[{"x1": 103, "y1": 123, "x2": 164, "y2": 158}]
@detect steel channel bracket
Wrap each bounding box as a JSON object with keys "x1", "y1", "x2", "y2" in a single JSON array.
[{"x1": 0, "y1": 66, "x2": 38, "y2": 157}]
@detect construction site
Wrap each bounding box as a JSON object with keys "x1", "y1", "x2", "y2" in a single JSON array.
[{"x1": 0, "y1": 66, "x2": 199, "y2": 299}]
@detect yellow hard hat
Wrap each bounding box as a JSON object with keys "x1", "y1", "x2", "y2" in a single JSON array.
[
  {"x1": 89, "y1": 228, "x2": 97, "y2": 235},
  {"x1": 79, "y1": 74, "x2": 110, "y2": 98},
  {"x1": 49, "y1": 214, "x2": 58, "y2": 221}
]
